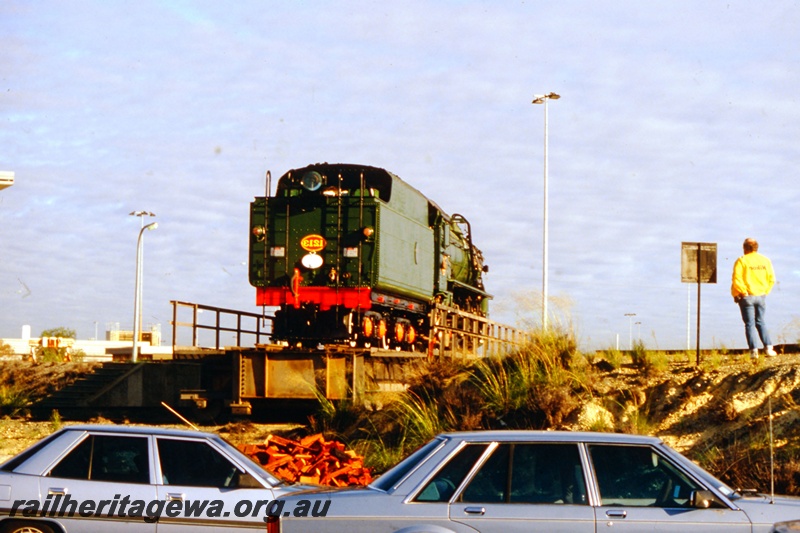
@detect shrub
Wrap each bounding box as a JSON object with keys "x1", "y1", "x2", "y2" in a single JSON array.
[
  {"x1": 390, "y1": 391, "x2": 456, "y2": 449},
  {"x1": 467, "y1": 327, "x2": 589, "y2": 429},
  {"x1": 0, "y1": 342, "x2": 15, "y2": 357},
  {"x1": 50, "y1": 409, "x2": 63, "y2": 431},
  {"x1": 352, "y1": 434, "x2": 408, "y2": 474},
  {"x1": 600, "y1": 347, "x2": 625, "y2": 369},
  {"x1": 701, "y1": 350, "x2": 725, "y2": 371},
  {"x1": 0, "y1": 385, "x2": 29, "y2": 417},
  {"x1": 629, "y1": 340, "x2": 670, "y2": 376},
  {"x1": 630, "y1": 339, "x2": 647, "y2": 367},
  {"x1": 308, "y1": 388, "x2": 366, "y2": 440},
  {"x1": 642, "y1": 351, "x2": 670, "y2": 376}
]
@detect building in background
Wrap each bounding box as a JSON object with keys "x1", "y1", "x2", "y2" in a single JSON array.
[{"x1": 0, "y1": 323, "x2": 164, "y2": 362}]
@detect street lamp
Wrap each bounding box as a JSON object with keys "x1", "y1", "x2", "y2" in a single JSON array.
[
  {"x1": 129, "y1": 210, "x2": 156, "y2": 222},
  {"x1": 129, "y1": 211, "x2": 155, "y2": 360},
  {"x1": 624, "y1": 313, "x2": 637, "y2": 350},
  {"x1": 132, "y1": 221, "x2": 158, "y2": 362},
  {"x1": 532, "y1": 92, "x2": 560, "y2": 329}
]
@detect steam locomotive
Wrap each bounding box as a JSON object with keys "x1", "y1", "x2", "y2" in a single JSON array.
[{"x1": 248, "y1": 163, "x2": 490, "y2": 350}]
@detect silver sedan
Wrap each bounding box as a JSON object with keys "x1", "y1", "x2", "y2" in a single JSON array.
[
  {"x1": 0, "y1": 424, "x2": 309, "y2": 533},
  {"x1": 272, "y1": 431, "x2": 800, "y2": 533}
]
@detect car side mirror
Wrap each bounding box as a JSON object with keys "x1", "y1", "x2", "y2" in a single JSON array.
[{"x1": 690, "y1": 490, "x2": 725, "y2": 509}]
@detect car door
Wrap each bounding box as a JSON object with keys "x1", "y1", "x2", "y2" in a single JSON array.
[
  {"x1": 40, "y1": 433, "x2": 157, "y2": 533},
  {"x1": 154, "y1": 436, "x2": 276, "y2": 532},
  {"x1": 448, "y1": 443, "x2": 595, "y2": 533},
  {"x1": 588, "y1": 444, "x2": 751, "y2": 532}
]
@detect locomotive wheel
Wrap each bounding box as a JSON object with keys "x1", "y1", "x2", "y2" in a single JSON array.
[
  {"x1": 362, "y1": 316, "x2": 374, "y2": 338},
  {"x1": 406, "y1": 325, "x2": 416, "y2": 345},
  {"x1": 393, "y1": 323, "x2": 406, "y2": 351},
  {"x1": 377, "y1": 319, "x2": 389, "y2": 349},
  {"x1": 394, "y1": 323, "x2": 405, "y2": 343}
]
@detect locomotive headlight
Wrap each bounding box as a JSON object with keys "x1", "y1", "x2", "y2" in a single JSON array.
[
  {"x1": 301, "y1": 253, "x2": 324, "y2": 270},
  {"x1": 300, "y1": 171, "x2": 323, "y2": 192},
  {"x1": 362, "y1": 226, "x2": 374, "y2": 239},
  {"x1": 252, "y1": 225, "x2": 266, "y2": 241}
]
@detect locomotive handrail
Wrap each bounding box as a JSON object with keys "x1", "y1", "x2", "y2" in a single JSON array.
[
  {"x1": 170, "y1": 299, "x2": 529, "y2": 360},
  {"x1": 428, "y1": 304, "x2": 532, "y2": 359},
  {"x1": 170, "y1": 300, "x2": 272, "y2": 350}
]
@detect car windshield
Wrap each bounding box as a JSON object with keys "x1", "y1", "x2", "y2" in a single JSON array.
[
  {"x1": 692, "y1": 467, "x2": 739, "y2": 499},
  {"x1": 656, "y1": 443, "x2": 738, "y2": 499},
  {"x1": 212, "y1": 435, "x2": 284, "y2": 486},
  {"x1": 371, "y1": 438, "x2": 445, "y2": 492},
  {"x1": 0, "y1": 431, "x2": 64, "y2": 472}
]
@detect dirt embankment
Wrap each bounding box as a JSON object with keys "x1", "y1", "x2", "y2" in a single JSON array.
[
  {"x1": 2, "y1": 354, "x2": 800, "y2": 492},
  {"x1": 589, "y1": 353, "x2": 800, "y2": 455}
]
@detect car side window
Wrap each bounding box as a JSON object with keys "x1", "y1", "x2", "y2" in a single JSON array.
[
  {"x1": 509, "y1": 444, "x2": 587, "y2": 504},
  {"x1": 157, "y1": 438, "x2": 239, "y2": 488},
  {"x1": 459, "y1": 443, "x2": 586, "y2": 505},
  {"x1": 49, "y1": 435, "x2": 150, "y2": 484},
  {"x1": 589, "y1": 444, "x2": 703, "y2": 507},
  {"x1": 415, "y1": 444, "x2": 488, "y2": 502},
  {"x1": 460, "y1": 443, "x2": 510, "y2": 503}
]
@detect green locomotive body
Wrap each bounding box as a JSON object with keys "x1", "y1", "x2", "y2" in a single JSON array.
[{"x1": 249, "y1": 163, "x2": 489, "y2": 349}]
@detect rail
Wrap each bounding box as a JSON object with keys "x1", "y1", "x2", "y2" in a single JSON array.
[{"x1": 170, "y1": 300, "x2": 273, "y2": 350}]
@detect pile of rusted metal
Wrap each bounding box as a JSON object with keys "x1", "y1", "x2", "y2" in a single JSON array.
[{"x1": 239, "y1": 433, "x2": 373, "y2": 487}]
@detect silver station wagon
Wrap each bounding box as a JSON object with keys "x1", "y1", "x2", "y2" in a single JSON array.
[
  {"x1": 272, "y1": 431, "x2": 800, "y2": 533},
  {"x1": 0, "y1": 424, "x2": 308, "y2": 533}
]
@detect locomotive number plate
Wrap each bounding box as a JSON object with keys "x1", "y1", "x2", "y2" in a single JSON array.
[{"x1": 300, "y1": 234, "x2": 327, "y2": 252}]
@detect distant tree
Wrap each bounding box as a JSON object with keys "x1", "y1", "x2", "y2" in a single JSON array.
[
  {"x1": 40, "y1": 327, "x2": 76, "y2": 339},
  {"x1": 0, "y1": 341, "x2": 14, "y2": 357},
  {"x1": 37, "y1": 326, "x2": 77, "y2": 363}
]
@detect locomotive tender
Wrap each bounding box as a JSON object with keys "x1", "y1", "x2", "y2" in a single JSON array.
[{"x1": 249, "y1": 163, "x2": 490, "y2": 350}]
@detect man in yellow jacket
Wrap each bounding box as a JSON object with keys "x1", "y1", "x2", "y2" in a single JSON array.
[{"x1": 731, "y1": 238, "x2": 777, "y2": 358}]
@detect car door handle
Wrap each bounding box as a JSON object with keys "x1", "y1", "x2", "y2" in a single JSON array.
[
  {"x1": 166, "y1": 492, "x2": 185, "y2": 502},
  {"x1": 463, "y1": 506, "x2": 486, "y2": 515},
  {"x1": 606, "y1": 509, "x2": 627, "y2": 518},
  {"x1": 47, "y1": 488, "x2": 67, "y2": 496}
]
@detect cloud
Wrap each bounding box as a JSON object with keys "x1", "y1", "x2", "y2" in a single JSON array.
[{"x1": 2, "y1": 1, "x2": 800, "y2": 349}]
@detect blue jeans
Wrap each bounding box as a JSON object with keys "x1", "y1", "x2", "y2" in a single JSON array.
[{"x1": 738, "y1": 295, "x2": 772, "y2": 350}]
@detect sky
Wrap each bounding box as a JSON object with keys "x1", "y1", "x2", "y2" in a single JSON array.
[{"x1": 2, "y1": 0, "x2": 799, "y2": 351}]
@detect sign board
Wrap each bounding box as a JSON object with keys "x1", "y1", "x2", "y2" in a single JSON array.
[
  {"x1": 681, "y1": 242, "x2": 717, "y2": 284},
  {"x1": 300, "y1": 234, "x2": 327, "y2": 252}
]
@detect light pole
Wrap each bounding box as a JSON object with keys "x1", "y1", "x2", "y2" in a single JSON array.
[
  {"x1": 132, "y1": 221, "x2": 158, "y2": 362},
  {"x1": 532, "y1": 92, "x2": 560, "y2": 329},
  {"x1": 624, "y1": 313, "x2": 637, "y2": 350},
  {"x1": 130, "y1": 211, "x2": 155, "y2": 360}
]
